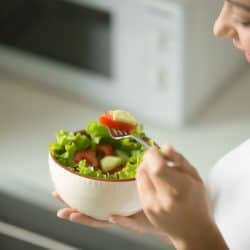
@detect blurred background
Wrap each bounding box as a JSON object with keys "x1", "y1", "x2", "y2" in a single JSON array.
[{"x1": 0, "y1": 0, "x2": 249, "y2": 249}]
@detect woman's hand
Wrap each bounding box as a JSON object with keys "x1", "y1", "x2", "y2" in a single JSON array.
[
  {"x1": 136, "y1": 145, "x2": 228, "y2": 250},
  {"x1": 52, "y1": 192, "x2": 171, "y2": 244},
  {"x1": 53, "y1": 191, "x2": 111, "y2": 228}
]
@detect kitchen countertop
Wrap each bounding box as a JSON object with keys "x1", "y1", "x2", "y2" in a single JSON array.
[{"x1": 0, "y1": 68, "x2": 250, "y2": 249}]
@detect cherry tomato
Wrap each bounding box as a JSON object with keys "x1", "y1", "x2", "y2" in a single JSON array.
[
  {"x1": 73, "y1": 149, "x2": 99, "y2": 169},
  {"x1": 96, "y1": 144, "x2": 113, "y2": 156},
  {"x1": 99, "y1": 113, "x2": 137, "y2": 132}
]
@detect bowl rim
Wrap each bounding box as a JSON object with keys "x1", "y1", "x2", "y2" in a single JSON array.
[{"x1": 49, "y1": 152, "x2": 136, "y2": 183}]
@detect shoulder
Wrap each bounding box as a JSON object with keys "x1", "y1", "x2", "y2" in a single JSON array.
[
  {"x1": 206, "y1": 140, "x2": 250, "y2": 248},
  {"x1": 207, "y1": 139, "x2": 250, "y2": 203},
  {"x1": 210, "y1": 139, "x2": 250, "y2": 177}
]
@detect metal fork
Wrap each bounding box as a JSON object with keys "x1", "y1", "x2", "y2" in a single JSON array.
[
  {"x1": 108, "y1": 128, "x2": 177, "y2": 167},
  {"x1": 108, "y1": 128, "x2": 150, "y2": 149}
]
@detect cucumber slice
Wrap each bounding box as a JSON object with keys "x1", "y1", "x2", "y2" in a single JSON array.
[
  {"x1": 100, "y1": 156, "x2": 123, "y2": 172},
  {"x1": 112, "y1": 110, "x2": 137, "y2": 125}
]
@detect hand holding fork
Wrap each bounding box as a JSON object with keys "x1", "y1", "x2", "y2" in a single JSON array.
[{"x1": 107, "y1": 127, "x2": 177, "y2": 168}]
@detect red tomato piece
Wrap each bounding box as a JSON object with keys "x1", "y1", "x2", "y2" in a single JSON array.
[
  {"x1": 99, "y1": 113, "x2": 137, "y2": 132},
  {"x1": 73, "y1": 149, "x2": 99, "y2": 169},
  {"x1": 96, "y1": 144, "x2": 113, "y2": 156}
]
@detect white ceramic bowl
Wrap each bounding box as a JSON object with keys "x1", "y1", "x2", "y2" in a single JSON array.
[{"x1": 49, "y1": 153, "x2": 142, "y2": 220}]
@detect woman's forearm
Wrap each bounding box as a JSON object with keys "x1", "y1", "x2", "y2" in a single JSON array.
[{"x1": 174, "y1": 221, "x2": 229, "y2": 250}]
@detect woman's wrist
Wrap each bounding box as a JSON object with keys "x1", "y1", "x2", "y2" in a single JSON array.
[{"x1": 172, "y1": 220, "x2": 229, "y2": 250}]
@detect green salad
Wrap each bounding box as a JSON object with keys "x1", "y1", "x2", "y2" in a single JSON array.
[{"x1": 49, "y1": 119, "x2": 153, "y2": 180}]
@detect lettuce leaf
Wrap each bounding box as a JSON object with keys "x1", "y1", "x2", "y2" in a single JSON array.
[
  {"x1": 86, "y1": 121, "x2": 110, "y2": 146},
  {"x1": 49, "y1": 130, "x2": 90, "y2": 166},
  {"x1": 86, "y1": 121, "x2": 109, "y2": 138},
  {"x1": 49, "y1": 120, "x2": 148, "y2": 180},
  {"x1": 132, "y1": 124, "x2": 146, "y2": 138}
]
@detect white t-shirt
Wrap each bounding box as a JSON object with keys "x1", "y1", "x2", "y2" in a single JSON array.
[{"x1": 207, "y1": 139, "x2": 250, "y2": 250}]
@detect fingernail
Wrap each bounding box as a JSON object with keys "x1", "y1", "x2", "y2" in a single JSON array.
[
  {"x1": 57, "y1": 210, "x2": 65, "y2": 219},
  {"x1": 69, "y1": 215, "x2": 75, "y2": 222}
]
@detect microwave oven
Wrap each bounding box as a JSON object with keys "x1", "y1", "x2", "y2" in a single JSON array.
[{"x1": 0, "y1": 0, "x2": 244, "y2": 126}]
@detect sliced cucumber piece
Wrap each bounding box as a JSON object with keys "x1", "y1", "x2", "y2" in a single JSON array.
[
  {"x1": 100, "y1": 156, "x2": 123, "y2": 172},
  {"x1": 112, "y1": 110, "x2": 137, "y2": 125}
]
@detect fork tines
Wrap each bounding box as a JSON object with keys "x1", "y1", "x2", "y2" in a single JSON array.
[{"x1": 110, "y1": 128, "x2": 128, "y2": 137}]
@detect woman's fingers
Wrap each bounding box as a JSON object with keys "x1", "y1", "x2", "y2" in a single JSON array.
[
  {"x1": 136, "y1": 164, "x2": 157, "y2": 202},
  {"x1": 52, "y1": 191, "x2": 70, "y2": 207},
  {"x1": 136, "y1": 162, "x2": 173, "y2": 215},
  {"x1": 161, "y1": 144, "x2": 202, "y2": 181},
  {"x1": 57, "y1": 208, "x2": 112, "y2": 228},
  {"x1": 57, "y1": 207, "x2": 77, "y2": 219},
  {"x1": 110, "y1": 211, "x2": 159, "y2": 235},
  {"x1": 69, "y1": 212, "x2": 112, "y2": 228},
  {"x1": 53, "y1": 191, "x2": 111, "y2": 228},
  {"x1": 109, "y1": 214, "x2": 141, "y2": 233},
  {"x1": 140, "y1": 147, "x2": 178, "y2": 192}
]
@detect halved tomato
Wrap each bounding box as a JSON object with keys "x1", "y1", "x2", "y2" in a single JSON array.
[
  {"x1": 73, "y1": 149, "x2": 99, "y2": 169},
  {"x1": 99, "y1": 112, "x2": 137, "y2": 133},
  {"x1": 96, "y1": 144, "x2": 113, "y2": 156}
]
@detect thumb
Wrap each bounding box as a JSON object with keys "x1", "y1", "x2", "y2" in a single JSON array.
[{"x1": 161, "y1": 144, "x2": 202, "y2": 181}]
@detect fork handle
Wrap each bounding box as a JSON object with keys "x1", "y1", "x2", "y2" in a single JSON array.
[
  {"x1": 130, "y1": 135, "x2": 151, "y2": 149},
  {"x1": 132, "y1": 136, "x2": 177, "y2": 168}
]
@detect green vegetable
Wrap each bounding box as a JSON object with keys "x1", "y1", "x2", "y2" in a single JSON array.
[
  {"x1": 49, "y1": 119, "x2": 149, "y2": 180},
  {"x1": 112, "y1": 109, "x2": 137, "y2": 125},
  {"x1": 87, "y1": 121, "x2": 109, "y2": 137},
  {"x1": 115, "y1": 149, "x2": 129, "y2": 163},
  {"x1": 49, "y1": 130, "x2": 90, "y2": 167},
  {"x1": 85, "y1": 121, "x2": 111, "y2": 146},
  {"x1": 100, "y1": 156, "x2": 123, "y2": 172},
  {"x1": 78, "y1": 160, "x2": 103, "y2": 178},
  {"x1": 132, "y1": 124, "x2": 146, "y2": 138}
]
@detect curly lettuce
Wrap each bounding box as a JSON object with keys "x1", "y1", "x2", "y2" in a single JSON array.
[{"x1": 49, "y1": 121, "x2": 148, "y2": 180}]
